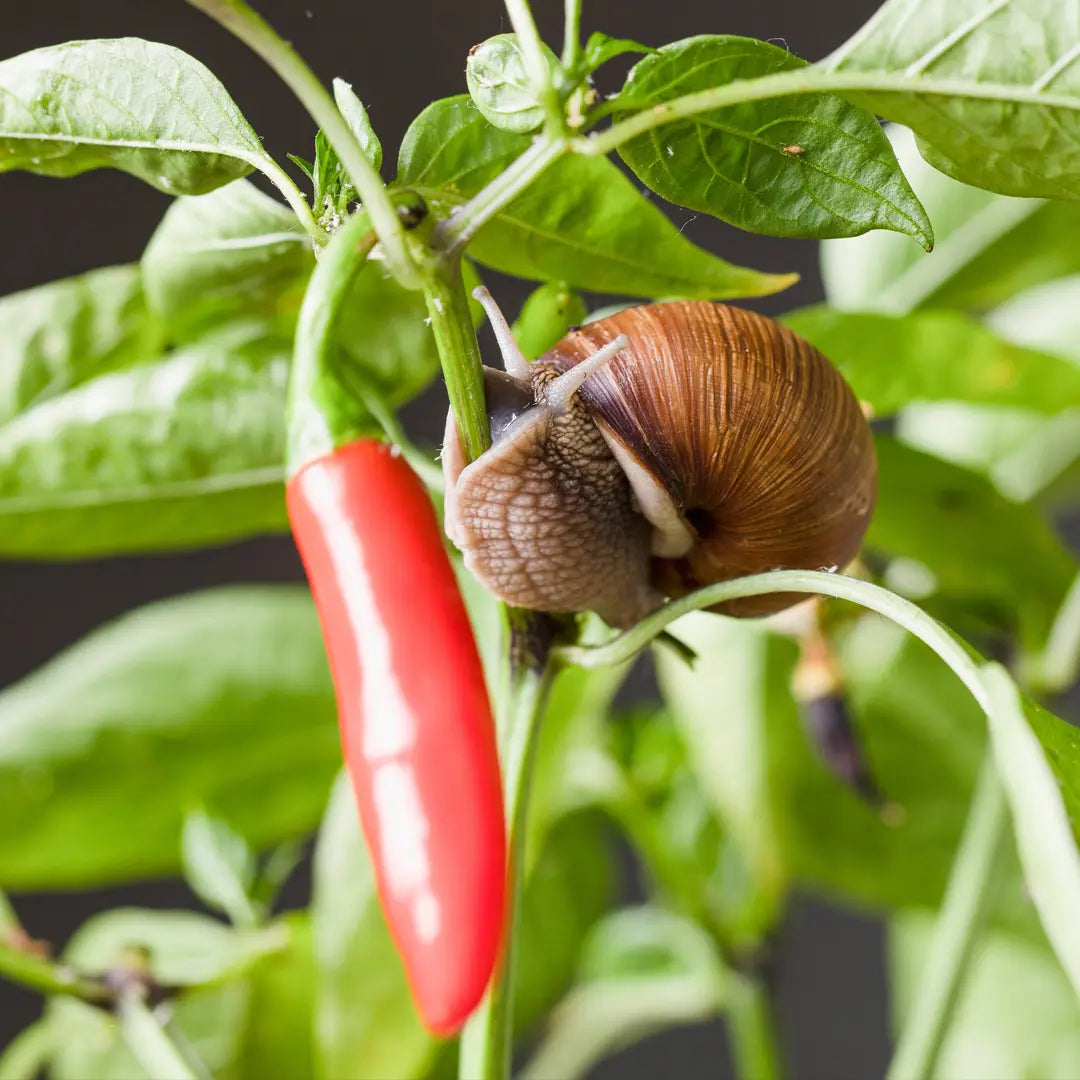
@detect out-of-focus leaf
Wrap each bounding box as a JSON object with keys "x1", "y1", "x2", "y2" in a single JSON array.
[
  {"x1": 582, "y1": 33, "x2": 654, "y2": 74},
  {"x1": 0, "y1": 587, "x2": 338, "y2": 889},
  {"x1": 784, "y1": 306, "x2": 1080, "y2": 414},
  {"x1": 0, "y1": 329, "x2": 291, "y2": 558},
  {"x1": 0, "y1": 39, "x2": 269, "y2": 195},
  {"x1": 519, "y1": 907, "x2": 726, "y2": 1080},
  {"x1": 0, "y1": 266, "x2": 165, "y2": 426},
  {"x1": 142, "y1": 180, "x2": 313, "y2": 340},
  {"x1": 181, "y1": 811, "x2": 258, "y2": 929},
  {"x1": 511, "y1": 281, "x2": 587, "y2": 359},
  {"x1": 820, "y1": 125, "x2": 1080, "y2": 315},
  {"x1": 396, "y1": 96, "x2": 795, "y2": 299},
  {"x1": 617, "y1": 37, "x2": 932, "y2": 245},
  {"x1": 0, "y1": 1020, "x2": 53, "y2": 1080},
  {"x1": 868, "y1": 437, "x2": 1077, "y2": 646},
  {"x1": 890, "y1": 912, "x2": 1080, "y2": 1079},
  {"x1": 819, "y1": 0, "x2": 1080, "y2": 200}
]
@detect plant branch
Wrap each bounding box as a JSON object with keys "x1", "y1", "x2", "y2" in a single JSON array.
[
  {"x1": 1031, "y1": 569, "x2": 1080, "y2": 693},
  {"x1": 460, "y1": 613, "x2": 556, "y2": 1080},
  {"x1": 185, "y1": 0, "x2": 420, "y2": 287},
  {"x1": 255, "y1": 155, "x2": 327, "y2": 246},
  {"x1": 561, "y1": 0, "x2": 584, "y2": 73},
  {"x1": 502, "y1": 0, "x2": 566, "y2": 135},
  {"x1": 886, "y1": 752, "x2": 1008, "y2": 1080},
  {"x1": 0, "y1": 939, "x2": 109, "y2": 1005},
  {"x1": 728, "y1": 973, "x2": 784, "y2": 1080},
  {"x1": 432, "y1": 135, "x2": 567, "y2": 257},
  {"x1": 574, "y1": 69, "x2": 1080, "y2": 158},
  {"x1": 118, "y1": 995, "x2": 201, "y2": 1080}
]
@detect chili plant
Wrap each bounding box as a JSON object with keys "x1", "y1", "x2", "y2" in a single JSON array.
[{"x1": 3, "y1": 1, "x2": 1080, "y2": 1078}]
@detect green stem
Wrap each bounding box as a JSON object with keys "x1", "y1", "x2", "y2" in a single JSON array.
[
  {"x1": 1033, "y1": 569, "x2": 1080, "y2": 693},
  {"x1": 728, "y1": 974, "x2": 784, "y2": 1080},
  {"x1": 118, "y1": 995, "x2": 200, "y2": 1080},
  {"x1": 0, "y1": 940, "x2": 108, "y2": 1004},
  {"x1": 574, "y1": 68, "x2": 1080, "y2": 158},
  {"x1": 502, "y1": 0, "x2": 566, "y2": 136},
  {"x1": 887, "y1": 752, "x2": 1007, "y2": 1080},
  {"x1": 185, "y1": 0, "x2": 420, "y2": 288},
  {"x1": 432, "y1": 136, "x2": 566, "y2": 257},
  {"x1": 255, "y1": 155, "x2": 326, "y2": 245},
  {"x1": 422, "y1": 257, "x2": 491, "y2": 462},
  {"x1": 561, "y1": 0, "x2": 584, "y2": 72},
  {"x1": 460, "y1": 621, "x2": 555, "y2": 1080},
  {"x1": 286, "y1": 210, "x2": 378, "y2": 473}
]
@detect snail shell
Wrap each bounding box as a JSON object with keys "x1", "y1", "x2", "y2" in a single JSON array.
[{"x1": 443, "y1": 299, "x2": 877, "y2": 627}]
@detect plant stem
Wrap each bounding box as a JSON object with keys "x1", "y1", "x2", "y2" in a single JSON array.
[
  {"x1": 887, "y1": 752, "x2": 1008, "y2": 1080},
  {"x1": 433, "y1": 136, "x2": 567, "y2": 257},
  {"x1": 185, "y1": 0, "x2": 420, "y2": 288},
  {"x1": 460, "y1": 613, "x2": 556, "y2": 1080},
  {"x1": 422, "y1": 257, "x2": 491, "y2": 462},
  {"x1": 117, "y1": 995, "x2": 200, "y2": 1080},
  {"x1": 0, "y1": 940, "x2": 109, "y2": 1004},
  {"x1": 727, "y1": 974, "x2": 784, "y2": 1080},
  {"x1": 502, "y1": 0, "x2": 566, "y2": 136},
  {"x1": 574, "y1": 69, "x2": 1080, "y2": 158},
  {"x1": 256, "y1": 155, "x2": 326, "y2": 245},
  {"x1": 561, "y1": 0, "x2": 584, "y2": 72},
  {"x1": 1033, "y1": 569, "x2": 1080, "y2": 693}
]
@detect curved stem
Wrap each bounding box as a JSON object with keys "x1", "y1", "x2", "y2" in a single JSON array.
[
  {"x1": 255, "y1": 155, "x2": 326, "y2": 245},
  {"x1": 460, "y1": 634, "x2": 555, "y2": 1080},
  {"x1": 186, "y1": 0, "x2": 420, "y2": 288},
  {"x1": 0, "y1": 939, "x2": 108, "y2": 1005},
  {"x1": 433, "y1": 136, "x2": 566, "y2": 257},
  {"x1": 886, "y1": 753, "x2": 1007, "y2": 1080},
  {"x1": 118, "y1": 995, "x2": 200, "y2": 1080},
  {"x1": 503, "y1": 0, "x2": 566, "y2": 136}
]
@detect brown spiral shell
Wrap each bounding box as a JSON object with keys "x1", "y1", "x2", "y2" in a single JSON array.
[{"x1": 544, "y1": 301, "x2": 877, "y2": 617}]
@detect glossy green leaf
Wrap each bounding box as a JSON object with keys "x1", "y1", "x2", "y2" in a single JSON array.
[
  {"x1": 617, "y1": 36, "x2": 932, "y2": 245},
  {"x1": 310, "y1": 774, "x2": 438, "y2": 1080},
  {"x1": 396, "y1": 96, "x2": 795, "y2": 299},
  {"x1": 333, "y1": 79, "x2": 382, "y2": 172},
  {"x1": 0, "y1": 39, "x2": 269, "y2": 195},
  {"x1": 783, "y1": 306, "x2": 1080, "y2": 413},
  {"x1": 511, "y1": 281, "x2": 587, "y2": 359},
  {"x1": 142, "y1": 180, "x2": 313, "y2": 341},
  {"x1": 0, "y1": 265, "x2": 165, "y2": 426},
  {"x1": 466, "y1": 34, "x2": 558, "y2": 134},
  {"x1": 890, "y1": 912, "x2": 1080, "y2": 1078},
  {"x1": 869, "y1": 437, "x2": 1077, "y2": 646},
  {"x1": 519, "y1": 907, "x2": 726, "y2": 1080},
  {"x1": 181, "y1": 810, "x2": 259, "y2": 929},
  {"x1": 820, "y1": 125, "x2": 1080, "y2": 315},
  {"x1": 582, "y1": 33, "x2": 654, "y2": 74},
  {"x1": 0, "y1": 587, "x2": 338, "y2": 889},
  {"x1": 820, "y1": 0, "x2": 1080, "y2": 199},
  {"x1": 0, "y1": 328, "x2": 291, "y2": 558}
]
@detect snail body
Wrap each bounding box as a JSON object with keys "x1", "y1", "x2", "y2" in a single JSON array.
[{"x1": 443, "y1": 294, "x2": 877, "y2": 627}]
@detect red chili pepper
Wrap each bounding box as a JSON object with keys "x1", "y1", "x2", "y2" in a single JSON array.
[{"x1": 287, "y1": 440, "x2": 505, "y2": 1034}]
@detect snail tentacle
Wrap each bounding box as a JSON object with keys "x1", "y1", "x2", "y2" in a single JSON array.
[
  {"x1": 472, "y1": 285, "x2": 532, "y2": 381},
  {"x1": 544, "y1": 334, "x2": 630, "y2": 413}
]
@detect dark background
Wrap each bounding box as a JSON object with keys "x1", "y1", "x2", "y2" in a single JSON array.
[{"x1": 1, "y1": 2, "x2": 891, "y2": 1076}]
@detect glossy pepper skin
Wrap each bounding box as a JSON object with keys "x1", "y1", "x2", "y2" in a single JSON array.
[{"x1": 287, "y1": 440, "x2": 505, "y2": 1035}]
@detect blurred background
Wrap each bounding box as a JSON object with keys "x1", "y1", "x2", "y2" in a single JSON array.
[{"x1": 2, "y1": 1, "x2": 893, "y2": 1075}]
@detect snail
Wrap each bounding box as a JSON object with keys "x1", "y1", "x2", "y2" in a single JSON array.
[{"x1": 442, "y1": 289, "x2": 877, "y2": 628}]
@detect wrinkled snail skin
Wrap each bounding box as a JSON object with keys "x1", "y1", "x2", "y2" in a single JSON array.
[{"x1": 443, "y1": 298, "x2": 878, "y2": 626}]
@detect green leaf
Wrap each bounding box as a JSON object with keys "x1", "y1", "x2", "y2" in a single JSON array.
[
  {"x1": 868, "y1": 437, "x2": 1078, "y2": 646},
  {"x1": 616, "y1": 37, "x2": 932, "y2": 246},
  {"x1": 181, "y1": 811, "x2": 259, "y2": 929},
  {"x1": 0, "y1": 1021, "x2": 53, "y2": 1080},
  {"x1": 312, "y1": 130, "x2": 357, "y2": 224},
  {"x1": 890, "y1": 912, "x2": 1080, "y2": 1078},
  {"x1": 820, "y1": 125, "x2": 1080, "y2": 315},
  {"x1": 582, "y1": 33, "x2": 654, "y2": 74},
  {"x1": 333, "y1": 79, "x2": 382, "y2": 172},
  {"x1": 142, "y1": 180, "x2": 313, "y2": 341},
  {"x1": 396, "y1": 96, "x2": 795, "y2": 299},
  {"x1": 0, "y1": 328, "x2": 291, "y2": 558},
  {"x1": 819, "y1": 0, "x2": 1080, "y2": 199},
  {"x1": 0, "y1": 587, "x2": 338, "y2": 889},
  {"x1": 0, "y1": 265, "x2": 165, "y2": 427},
  {"x1": 782, "y1": 306, "x2": 1080, "y2": 413},
  {"x1": 980, "y1": 664, "x2": 1080, "y2": 1002},
  {"x1": 511, "y1": 281, "x2": 587, "y2": 359},
  {"x1": 311, "y1": 775, "x2": 437, "y2": 1080},
  {"x1": 519, "y1": 907, "x2": 726, "y2": 1080},
  {"x1": 466, "y1": 34, "x2": 558, "y2": 134},
  {"x1": 0, "y1": 39, "x2": 270, "y2": 195}
]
